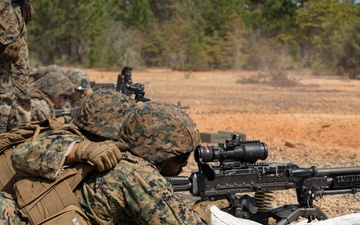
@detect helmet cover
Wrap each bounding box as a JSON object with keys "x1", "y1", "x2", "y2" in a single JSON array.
[
  {"x1": 31, "y1": 72, "x2": 74, "y2": 97},
  {"x1": 119, "y1": 101, "x2": 200, "y2": 163},
  {"x1": 73, "y1": 90, "x2": 137, "y2": 140}
]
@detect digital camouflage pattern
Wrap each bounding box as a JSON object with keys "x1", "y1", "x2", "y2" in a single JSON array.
[
  {"x1": 75, "y1": 101, "x2": 204, "y2": 224},
  {"x1": 11, "y1": 130, "x2": 84, "y2": 180},
  {"x1": 10, "y1": 99, "x2": 205, "y2": 224},
  {"x1": 0, "y1": 0, "x2": 31, "y2": 133},
  {"x1": 29, "y1": 90, "x2": 55, "y2": 122},
  {"x1": 119, "y1": 101, "x2": 201, "y2": 164},
  {"x1": 29, "y1": 66, "x2": 46, "y2": 83},
  {"x1": 13, "y1": 90, "x2": 137, "y2": 179},
  {"x1": 75, "y1": 152, "x2": 205, "y2": 224},
  {"x1": 65, "y1": 68, "x2": 90, "y2": 90},
  {"x1": 7, "y1": 98, "x2": 204, "y2": 224},
  {"x1": 28, "y1": 71, "x2": 74, "y2": 122},
  {"x1": 62, "y1": 68, "x2": 91, "y2": 123},
  {"x1": 0, "y1": 129, "x2": 84, "y2": 224},
  {"x1": 29, "y1": 65, "x2": 65, "y2": 84},
  {"x1": 73, "y1": 90, "x2": 137, "y2": 140},
  {"x1": 0, "y1": 192, "x2": 23, "y2": 225},
  {"x1": 44, "y1": 64, "x2": 65, "y2": 75},
  {"x1": 61, "y1": 100, "x2": 73, "y2": 124},
  {"x1": 30, "y1": 71, "x2": 74, "y2": 97}
]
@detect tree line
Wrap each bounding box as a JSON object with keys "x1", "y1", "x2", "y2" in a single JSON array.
[{"x1": 28, "y1": 0, "x2": 360, "y2": 78}]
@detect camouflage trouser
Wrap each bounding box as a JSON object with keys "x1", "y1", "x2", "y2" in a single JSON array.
[
  {"x1": 0, "y1": 3, "x2": 31, "y2": 133},
  {"x1": 0, "y1": 192, "x2": 23, "y2": 225}
]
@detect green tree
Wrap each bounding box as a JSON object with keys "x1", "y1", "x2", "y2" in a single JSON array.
[
  {"x1": 107, "y1": 0, "x2": 155, "y2": 31},
  {"x1": 294, "y1": 0, "x2": 360, "y2": 74},
  {"x1": 148, "y1": 0, "x2": 207, "y2": 70},
  {"x1": 28, "y1": 0, "x2": 109, "y2": 66},
  {"x1": 337, "y1": 23, "x2": 360, "y2": 78},
  {"x1": 242, "y1": 0, "x2": 299, "y2": 39}
]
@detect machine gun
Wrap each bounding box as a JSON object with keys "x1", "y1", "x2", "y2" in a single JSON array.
[
  {"x1": 169, "y1": 134, "x2": 360, "y2": 225},
  {"x1": 89, "y1": 66, "x2": 133, "y2": 93},
  {"x1": 88, "y1": 67, "x2": 145, "y2": 102},
  {"x1": 90, "y1": 66, "x2": 190, "y2": 107}
]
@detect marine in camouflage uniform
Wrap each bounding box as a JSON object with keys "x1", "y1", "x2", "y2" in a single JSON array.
[
  {"x1": 29, "y1": 71, "x2": 74, "y2": 122},
  {"x1": 0, "y1": 90, "x2": 131, "y2": 224},
  {"x1": 62, "y1": 68, "x2": 91, "y2": 123},
  {"x1": 12, "y1": 90, "x2": 136, "y2": 178},
  {"x1": 9, "y1": 94, "x2": 206, "y2": 224},
  {"x1": 74, "y1": 101, "x2": 205, "y2": 224},
  {"x1": 0, "y1": 0, "x2": 34, "y2": 133}
]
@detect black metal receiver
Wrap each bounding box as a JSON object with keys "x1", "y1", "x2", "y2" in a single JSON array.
[
  {"x1": 116, "y1": 66, "x2": 133, "y2": 96},
  {"x1": 125, "y1": 83, "x2": 150, "y2": 102},
  {"x1": 169, "y1": 134, "x2": 360, "y2": 225}
]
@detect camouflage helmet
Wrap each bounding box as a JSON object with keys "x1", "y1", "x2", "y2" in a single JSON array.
[
  {"x1": 44, "y1": 64, "x2": 65, "y2": 75},
  {"x1": 30, "y1": 72, "x2": 74, "y2": 97},
  {"x1": 29, "y1": 66, "x2": 47, "y2": 82},
  {"x1": 73, "y1": 90, "x2": 137, "y2": 140},
  {"x1": 65, "y1": 68, "x2": 90, "y2": 90},
  {"x1": 119, "y1": 101, "x2": 200, "y2": 164}
]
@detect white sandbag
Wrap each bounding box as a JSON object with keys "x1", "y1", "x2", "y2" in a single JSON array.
[
  {"x1": 209, "y1": 205, "x2": 262, "y2": 225},
  {"x1": 209, "y1": 205, "x2": 360, "y2": 225},
  {"x1": 292, "y1": 213, "x2": 360, "y2": 225}
]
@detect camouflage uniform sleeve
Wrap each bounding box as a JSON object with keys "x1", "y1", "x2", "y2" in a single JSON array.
[
  {"x1": 0, "y1": 192, "x2": 23, "y2": 224},
  {"x1": 11, "y1": 130, "x2": 84, "y2": 180},
  {"x1": 125, "y1": 168, "x2": 206, "y2": 225},
  {"x1": 31, "y1": 98, "x2": 55, "y2": 122},
  {"x1": 62, "y1": 100, "x2": 73, "y2": 123},
  {"x1": 0, "y1": 1, "x2": 19, "y2": 45}
]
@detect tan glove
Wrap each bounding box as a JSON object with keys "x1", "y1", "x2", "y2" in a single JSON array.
[
  {"x1": 192, "y1": 199, "x2": 230, "y2": 224},
  {"x1": 20, "y1": 0, "x2": 35, "y2": 24},
  {"x1": 0, "y1": 41, "x2": 21, "y2": 62},
  {"x1": 75, "y1": 140, "x2": 122, "y2": 172}
]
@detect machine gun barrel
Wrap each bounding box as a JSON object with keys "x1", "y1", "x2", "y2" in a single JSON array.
[
  {"x1": 320, "y1": 188, "x2": 360, "y2": 195},
  {"x1": 287, "y1": 166, "x2": 360, "y2": 177}
]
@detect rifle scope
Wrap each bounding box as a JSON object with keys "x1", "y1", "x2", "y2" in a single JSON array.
[{"x1": 194, "y1": 140, "x2": 268, "y2": 164}]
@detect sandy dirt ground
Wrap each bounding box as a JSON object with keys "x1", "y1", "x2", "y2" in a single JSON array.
[{"x1": 86, "y1": 68, "x2": 360, "y2": 223}]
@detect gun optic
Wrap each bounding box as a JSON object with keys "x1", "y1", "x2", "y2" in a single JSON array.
[{"x1": 194, "y1": 140, "x2": 268, "y2": 164}]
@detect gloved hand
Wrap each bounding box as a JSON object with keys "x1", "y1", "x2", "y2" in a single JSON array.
[
  {"x1": 192, "y1": 199, "x2": 230, "y2": 224},
  {"x1": 20, "y1": 0, "x2": 35, "y2": 24},
  {"x1": 0, "y1": 41, "x2": 21, "y2": 62},
  {"x1": 75, "y1": 140, "x2": 122, "y2": 172}
]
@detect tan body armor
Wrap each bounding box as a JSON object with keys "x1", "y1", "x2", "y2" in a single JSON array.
[
  {"x1": 0, "y1": 148, "x2": 18, "y2": 193},
  {"x1": 14, "y1": 164, "x2": 93, "y2": 225}
]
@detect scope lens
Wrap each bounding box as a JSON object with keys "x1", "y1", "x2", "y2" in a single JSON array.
[
  {"x1": 194, "y1": 146, "x2": 216, "y2": 163},
  {"x1": 195, "y1": 141, "x2": 268, "y2": 163}
]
